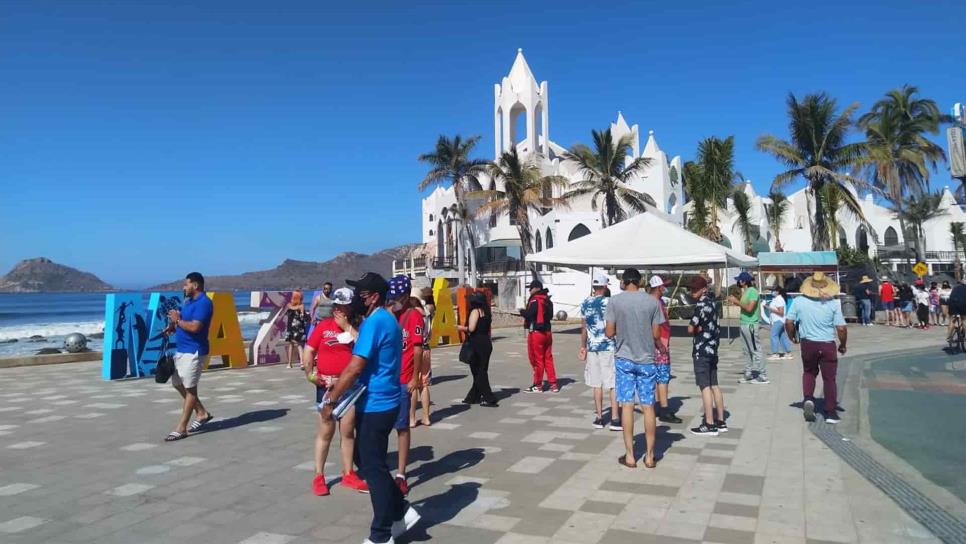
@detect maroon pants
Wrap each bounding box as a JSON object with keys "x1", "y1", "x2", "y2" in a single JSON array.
[
  {"x1": 527, "y1": 330, "x2": 557, "y2": 386},
  {"x1": 800, "y1": 339, "x2": 838, "y2": 413}
]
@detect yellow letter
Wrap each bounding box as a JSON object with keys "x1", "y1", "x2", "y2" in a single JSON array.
[
  {"x1": 429, "y1": 278, "x2": 458, "y2": 346},
  {"x1": 206, "y1": 292, "x2": 248, "y2": 369}
]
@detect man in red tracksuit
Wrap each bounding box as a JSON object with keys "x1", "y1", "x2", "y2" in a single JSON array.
[{"x1": 522, "y1": 280, "x2": 558, "y2": 393}]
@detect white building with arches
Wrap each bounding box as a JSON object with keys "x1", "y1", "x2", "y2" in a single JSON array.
[
  {"x1": 683, "y1": 182, "x2": 966, "y2": 278},
  {"x1": 405, "y1": 50, "x2": 685, "y2": 313}
]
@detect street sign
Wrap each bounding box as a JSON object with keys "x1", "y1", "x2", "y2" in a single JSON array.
[{"x1": 912, "y1": 262, "x2": 928, "y2": 277}]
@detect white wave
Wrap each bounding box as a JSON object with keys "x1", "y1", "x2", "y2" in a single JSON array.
[
  {"x1": 0, "y1": 321, "x2": 105, "y2": 341},
  {"x1": 238, "y1": 311, "x2": 271, "y2": 324}
]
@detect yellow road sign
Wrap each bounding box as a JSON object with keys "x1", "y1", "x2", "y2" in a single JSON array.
[{"x1": 912, "y1": 262, "x2": 928, "y2": 277}]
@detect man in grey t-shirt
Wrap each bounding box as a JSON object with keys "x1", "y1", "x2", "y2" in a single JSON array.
[{"x1": 605, "y1": 268, "x2": 664, "y2": 469}]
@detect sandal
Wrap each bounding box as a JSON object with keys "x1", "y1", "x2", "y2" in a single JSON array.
[
  {"x1": 189, "y1": 413, "x2": 214, "y2": 432},
  {"x1": 164, "y1": 431, "x2": 188, "y2": 442},
  {"x1": 617, "y1": 455, "x2": 638, "y2": 468},
  {"x1": 643, "y1": 456, "x2": 657, "y2": 469}
]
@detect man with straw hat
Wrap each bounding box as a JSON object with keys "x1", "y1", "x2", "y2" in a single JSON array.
[
  {"x1": 852, "y1": 275, "x2": 874, "y2": 327},
  {"x1": 785, "y1": 272, "x2": 847, "y2": 424}
]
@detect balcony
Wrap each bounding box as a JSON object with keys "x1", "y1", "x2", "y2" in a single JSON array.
[
  {"x1": 876, "y1": 245, "x2": 965, "y2": 262},
  {"x1": 479, "y1": 258, "x2": 524, "y2": 274}
]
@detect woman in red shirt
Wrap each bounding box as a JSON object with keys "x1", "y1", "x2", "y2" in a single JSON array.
[{"x1": 302, "y1": 287, "x2": 368, "y2": 497}]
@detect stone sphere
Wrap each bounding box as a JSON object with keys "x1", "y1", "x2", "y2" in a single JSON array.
[
  {"x1": 555, "y1": 310, "x2": 568, "y2": 321},
  {"x1": 63, "y1": 333, "x2": 88, "y2": 353}
]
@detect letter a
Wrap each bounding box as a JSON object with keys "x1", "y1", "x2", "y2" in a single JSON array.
[
  {"x1": 429, "y1": 278, "x2": 458, "y2": 346},
  {"x1": 206, "y1": 292, "x2": 248, "y2": 368}
]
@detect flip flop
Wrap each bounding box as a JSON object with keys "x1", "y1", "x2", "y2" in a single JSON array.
[
  {"x1": 164, "y1": 431, "x2": 188, "y2": 442},
  {"x1": 617, "y1": 455, "x2": 638, "y2": 469},
  {"x1": 189, "y1": 414, "x2": 214, "y2": 432},
  {"x1": 643, "y1": 456, "x2": 657, "y2": 469}
]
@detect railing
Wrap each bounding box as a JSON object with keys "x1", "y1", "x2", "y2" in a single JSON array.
[
  {"x1": 876, "y1": 246, "x2": 965, "y2": 262},
  {"x1": 391, "y1": 257, "x2": 427, "y2": 277},
  {"x1": 479, "y1": 259, "x2": 524, "y2": 274}
]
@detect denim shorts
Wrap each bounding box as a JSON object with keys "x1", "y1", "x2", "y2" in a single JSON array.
[
  {"x1": 883, "y1": 300, "x2": 895, "y2": 310},
  {"x1": 615, "y1": 357, "x2": 656, "y2": 405},
  {"x1": 655, "y1": 363, "x2": 671, "y2": 385},
  {"x1": 393, "y1": 383, "x2": 411, "y2": 430}
]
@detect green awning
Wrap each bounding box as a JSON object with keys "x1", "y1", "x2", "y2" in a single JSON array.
[{"x1": 478, "y1": 238, "x2": 523, "y2": 249}]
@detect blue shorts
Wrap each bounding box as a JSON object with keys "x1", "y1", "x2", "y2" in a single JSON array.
[
  {"x1": 902, "y1": 301, "x2": 914, "y2": 313},
  {"x1": 615, "y1": 357, "x2": 656, "y2": 405},
  {"x1": 394, "y1": 383, "x2": 411, "y2": 430},
  {"x1": 655, "y1": 363, "x2": 671, "y2": 385},
  {"x1": 883, "y1": 300, "x2": 895, "y2": 310}
]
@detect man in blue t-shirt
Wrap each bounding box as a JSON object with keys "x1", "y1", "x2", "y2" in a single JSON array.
[
  {"x1": 320, "y1": 272, "x2": 419, "y2": 544},
  {"x1": 163, "y1": 272, "x2": 214, "y2": 442}
]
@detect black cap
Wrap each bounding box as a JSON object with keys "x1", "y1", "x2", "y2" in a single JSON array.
[
  {"x1": 621, "y1": 268, "x2": 642, "y2": 283},
  {"x1": 346, "y1": 272, "x2": 389, "y2": 296},
  {"x1": 526, "y1": 280, "x2": 543, "y2": 290}
]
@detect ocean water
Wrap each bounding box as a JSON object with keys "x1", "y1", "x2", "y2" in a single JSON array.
[{"x1": 0, "y1": 292, "x2": 269, "y2": 358}]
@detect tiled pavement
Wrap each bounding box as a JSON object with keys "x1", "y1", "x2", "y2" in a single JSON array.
[{"x1": 0, "y1": 324, "x2": 956, "y2": 543}]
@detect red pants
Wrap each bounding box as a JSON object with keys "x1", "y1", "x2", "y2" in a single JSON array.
[
  {"x1": 801, "y1": 339, "x2": 838, "y2": 414},
  {"x1": 527, "y1": 330, "x2": 557, "y2": 386}
]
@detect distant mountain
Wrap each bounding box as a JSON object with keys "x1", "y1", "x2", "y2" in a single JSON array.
[
  {"x1": 0, "y1": 257, "x2": 114, "y2": 293},
  {"x1": 149, "y1": 244, "x2": 419, "y2": 291}
]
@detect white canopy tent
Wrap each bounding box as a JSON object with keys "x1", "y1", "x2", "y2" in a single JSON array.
[{"x1": 526, "y1": 212, "x2": 758, "y2": 269}]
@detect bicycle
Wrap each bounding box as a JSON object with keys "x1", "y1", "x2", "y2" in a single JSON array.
[{"x1": 948, "y1": 314, "x2": 965, "y2": 353}]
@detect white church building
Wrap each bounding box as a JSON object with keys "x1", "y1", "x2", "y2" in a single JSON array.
[{"x1": 396, "y1": 50, "x2": 966, "y2": 313}]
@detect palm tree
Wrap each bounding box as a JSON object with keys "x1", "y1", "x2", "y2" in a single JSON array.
[
  {"x1": 684, "y1": 136, "x2": 740, "y2": 242},
  {"x1": 765, "y1": 191, "x2": 790, "y2": 251},
  {"x1": 951, "y1": 222, "x2": 964, "y2": 281},
  {"x1": 731, "y1": 190, "x2": 755, "y2": 254},
  {"x1": 469, "y1": 148, "x2": 568, "y2": 261},
  {"x1": 562, "y1": 128, "x2": 654, "y2": 226},
  {"x1": 418, "y1": 135, "x2": 489, "y2": 285},
  {"x1": 820, "y1": 183, "x2": 846, "y2": 249},
  {"x1": 894, "y1": 192, "x2": 946, "y2": 261},
  {"x1": 686, "y1": 194, "x2": 710, "y2": 236},
  {"x1": 856, "y1": 85, "x2": 948, "y2": 264},
  {"x1": 756, "y1": 93, "x2": 866, "y2": 250}
]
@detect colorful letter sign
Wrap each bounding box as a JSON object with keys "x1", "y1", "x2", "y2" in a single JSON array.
[
  {"x1": 428, "y1": 278, "x2": 458, "y2": 347},
  {"x1": 102, "y1": 292, "x2": 246, "y2": 381}
]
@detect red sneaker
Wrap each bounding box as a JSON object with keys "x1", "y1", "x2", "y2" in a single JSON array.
[
  {"x1": 342, "y1": 471, "x2": 369, "y2": 493},
  {"x1": 395, "y1": 475, "x2": 409, "y2": 496},
  {"x1": 312, "y1": 474, "x2": 329, "y2": 496}
]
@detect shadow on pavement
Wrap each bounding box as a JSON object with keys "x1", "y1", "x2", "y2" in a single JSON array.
[
  {"x1": 430, "y1": 374, "x2": 466, "y2": 386},
  {"x1": 403, "y1": 482, "x2": 482, "y2": 542},
  {"x1": 430, "y1": 403, "x2": 470, "y2": 423},
  {"x1": 409, "y1": 447, "x2": 485, "y2": 490},
  {"x1": 195, "y1": 408, "x2": 290, "y2": 434},
  {"x1": 633, "y1": 429, "x2": 686, "y2": 460},
  {"x1": 494, "y1": 387, "x2": 520, "y2": 401},
  {"x1": 389, "y1": 445, "x2": 435, "y2": 468}
]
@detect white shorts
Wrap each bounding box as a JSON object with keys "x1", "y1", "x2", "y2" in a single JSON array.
[
  {"x1": 172, "y1": 352, "x2": 207, "y2": 389},
  {"x1": 585, "y1": 350, "x2": 615, "y2": 389}
]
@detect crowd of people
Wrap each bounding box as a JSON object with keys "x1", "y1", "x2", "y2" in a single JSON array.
[{"x1": 157, "y1": 264, "x2": 954, "y2": 542}]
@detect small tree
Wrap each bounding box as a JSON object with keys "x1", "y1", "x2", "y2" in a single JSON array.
[
  {"x1": 731, "y1": 190, "x2": 755, "y2": 255},
  {"x1": 765, "y1": 191, "x2": 790, "y2": 251}
]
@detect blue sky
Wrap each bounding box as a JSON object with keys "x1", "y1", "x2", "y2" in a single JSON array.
[{"x1": 2, "y1": 1, "x2": 964, "y2": 288}]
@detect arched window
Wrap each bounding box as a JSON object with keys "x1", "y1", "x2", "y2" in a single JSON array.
[
  {"x1": 428, "y1": 214, "x2": 434, "y2": 222},
  {"x1": 884, "y1": 226, "x2": 899, "y2": 246},
  {"x1": 535, "y1": 231, "x2": 543, "y2": 253},
  {"x1": 545, "y1": 228, "x2": 554, "y2": 249},
  {"x1": 568, "y1": 223, "x2": 591, "y2": 241},
  {"x1": 856, "y1": 226, "x2": 869, "y2": 252},
  {"x1": 436, "y1": 220, "x2": 444, "y2": 258},
  {"x1": 667, "y1": 194, "x2": 677, "y2": 214},
  {"x1": 796, "y1": 216, "x2": 805, "y2": 229},
  {"x1": 837, "y1": 226, "x2": 848, "y2": 249},
  {"x1": 510, "y1": 103, "x2": 527, "y2": 146}
]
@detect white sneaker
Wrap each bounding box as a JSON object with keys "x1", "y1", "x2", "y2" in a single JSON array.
[
  {"x1": 362, "y1": 539, "x2": 394, "y2": 544},
  {"x1": 391, "y1": 505, "x2": 421, "y2": 539},
  {"x1": 767, "y1": 354, "x2": 782, "y2": 361}
]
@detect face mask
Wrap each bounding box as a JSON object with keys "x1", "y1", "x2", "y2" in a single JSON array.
[
  {"x1": 351, "y1": 293, "x2": 369, "y2": 316},
  {"x1": 391, "y1": 300, "x2": 403, "y2": 313}
]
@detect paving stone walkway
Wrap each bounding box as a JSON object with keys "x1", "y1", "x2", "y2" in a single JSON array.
[{"x1": 0, "y1": 324, "x2": 958, "y2": 543}]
